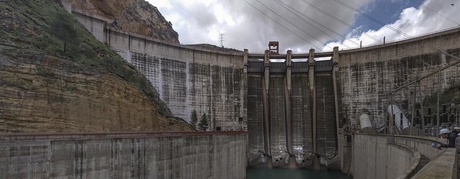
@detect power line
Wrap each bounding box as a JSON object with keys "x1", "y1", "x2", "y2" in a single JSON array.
[
  {"x1": 254, "y1": 0, "x2": 332, "y2": 50},
  {"x1": 274, "y1": 0, "x2": 357, "y2": 48},
  {"x1": 409, "y1": 0, "x2": 460, "y2": 26},
  {"x1": 333, "y1": 0, "x2": 412, "y2": 38},
  {"x1": 298, "y1": 0, "x2": 380, "y2": 43},
  {"x1": 275, "y1": 0, "x2": 343, "y2": 40},
  {"x1": 242, "y1": 0, "x2": 324, "y2": 50}
]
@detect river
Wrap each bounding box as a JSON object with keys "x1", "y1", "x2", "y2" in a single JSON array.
[{"x1": 247, "y1": 168, "x2": 351, "y2": 179}]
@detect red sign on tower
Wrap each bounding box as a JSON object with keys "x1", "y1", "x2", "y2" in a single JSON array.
[{"x1": 268, "y1": 41, "x2": 279, "y2": 55}]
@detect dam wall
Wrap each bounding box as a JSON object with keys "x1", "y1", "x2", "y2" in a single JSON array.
[
  {"x1": 68, "y1": 1, "x2": 460, "y2": 171},
  {"x1": 0, "y1": 132, "x2": 247, "y2": 179},
  {"x1": 246, "y1": 51, "x2": 338, "y2": 167},
  {"x1": 353, "y1": 134, "x2": 457, "y2": 179},
  {"x1": 338, "y1": 28, "x2": 460, "y2": 129},
  {"x1": 315, "y1": 72, "x2": 337, "y2": 157},
  {"x1": 72, "y1": 10, "x2": 246, "y2": 131},
  {"x1": 71, "y1": 8, "x2": 339, "y2": 167},
  {"x1": 352, "y1": 134, "x2": 421, "y2": 179}
]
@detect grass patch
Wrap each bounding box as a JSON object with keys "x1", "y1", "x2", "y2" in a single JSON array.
[
  {"x1": 0, "y1": 0, "x2": 172, "y2": 116},
  {"x1": 421, "y1": 85, "x2": 460, "y2": 114}
]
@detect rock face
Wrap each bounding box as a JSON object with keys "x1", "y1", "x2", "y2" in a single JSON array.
[
  {"x1": 0, "y1": 50, "x2": 193, "y2": 132},
  {"x1": 70, "y1": 0, "x2": 180, "y2": 44},
  {"x1": 0, "y1": 0, "x2": 193, "y2": 132}
]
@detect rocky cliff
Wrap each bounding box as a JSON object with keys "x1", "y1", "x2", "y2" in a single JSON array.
[
  {"x1": 69, "y1": 0, "x2": 180, "y2": 44},
  {"x1": 0, "y1": 0, "x2": 193, "y2": 132}
]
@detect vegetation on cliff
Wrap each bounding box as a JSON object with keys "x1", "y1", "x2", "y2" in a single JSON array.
[{"x1": 0, "y1": 0, "x2": 193, "y2": 132}]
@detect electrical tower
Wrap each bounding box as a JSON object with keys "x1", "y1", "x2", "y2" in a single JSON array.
[{"x1": 220, "y1": 33, "x2": 224, "y2": 47}]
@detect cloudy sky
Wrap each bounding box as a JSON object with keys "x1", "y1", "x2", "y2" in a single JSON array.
[{"x1": 147, "y1": 0, "x2": 459, "y2": 53}]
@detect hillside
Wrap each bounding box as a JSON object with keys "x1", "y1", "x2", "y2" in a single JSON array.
[
  {"x1": 0, "y1": 0, "x2": 193, "y2": 132},
  {"x1": 69, "y1": 0, "x2": 179, "y2": 44}
]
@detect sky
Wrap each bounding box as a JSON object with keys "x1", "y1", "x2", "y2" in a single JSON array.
[{"x1": 147, "y1": 0, "x2": 460, "y2": 53}]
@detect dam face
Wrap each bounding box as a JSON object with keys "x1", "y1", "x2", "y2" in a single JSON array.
[
  {"x1": 338, "y1": 29, "x2": 460, "y2": 131},
  {"x1": 71, "y1": 5, "x2": 460, "y2": 170},
  {"x1": 129, "y1": 51, "x2": 246, "y2": 131},
  {"x1": 70, "y1": 3, "x2": 247, "y2": 132},
  {"x1": 245, "y1": 50, "x2": 339, "y2": 167}
]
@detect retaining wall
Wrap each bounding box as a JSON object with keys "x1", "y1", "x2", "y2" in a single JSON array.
[
  {"x1": 394, "y1": 135, "x2": 457, "y2": 179},
  {"x1": 0, "y1": 132, "x2": 247, "y2": 179},
  {"x1": 393, "y1": 135, "x2": 443, "y2": 159},
  {"x1": 352, "y1": 134, "x2": 421, "y2": 179},
  {"x1": 352, "y1": 134, "x2": 459, "y2": 179}
]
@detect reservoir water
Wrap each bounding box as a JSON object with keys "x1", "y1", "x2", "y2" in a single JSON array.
[{"x1": 247, "y1": 168, "x2": 350, "y2": 179}]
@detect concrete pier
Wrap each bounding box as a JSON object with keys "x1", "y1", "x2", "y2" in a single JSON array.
[
  {"x1": 308, "y1": 49, "x2": 320, "y2": 170},
  {"x1": 284, "y1": 50, "x2": 296, "y2": 167},
  {"x1": 262, "y1": 50, "x2": 272, "y2": 165}
]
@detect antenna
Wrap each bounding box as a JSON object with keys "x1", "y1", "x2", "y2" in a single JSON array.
[{"x1": 220, "y1": 33, "x2": 224, "y2": 47}]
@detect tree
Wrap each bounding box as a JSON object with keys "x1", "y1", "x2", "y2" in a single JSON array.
[
  {"x1": 198, "y1": 113, "x2": 208, "y2": 131},
  {"x1": 190, "y1": 110, "x2": 198, "y2": 128},
  {"x1": 49, "y1": 10, "x2": 78, "y2": 52}
]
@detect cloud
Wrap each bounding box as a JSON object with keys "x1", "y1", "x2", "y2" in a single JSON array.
[
  {"x1": 323, "y1": 0, "x2": 460, "y2": 51},
  {"x1": 147, "y1": 0, "x2": 460, "y2": 53},
  {"x1": 147, "y1": 0, "x2": 375, "y2": 52}
]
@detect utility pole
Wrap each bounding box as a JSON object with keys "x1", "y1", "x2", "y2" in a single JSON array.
[{"x1": 436, "y1": 69, "x2": 440, "y2": 133}]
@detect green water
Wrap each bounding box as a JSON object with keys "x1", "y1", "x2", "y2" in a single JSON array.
[{"x1": 247, "y1": 168, "x2": 351, "y2": 179}]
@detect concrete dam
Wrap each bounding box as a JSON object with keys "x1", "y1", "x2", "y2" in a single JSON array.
[
  {"x1": 3, "y1": 2, "x2": 460, "y2": 178},
  {"x1": 70, "y1": 5, "x2": 460, "y2": 167},
  {"x1": 71, "y1": 8, "x2": 345, "y2": 168},
  {"x1": 246, "y1": 49, "x2": 339, "y2": 167}
]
